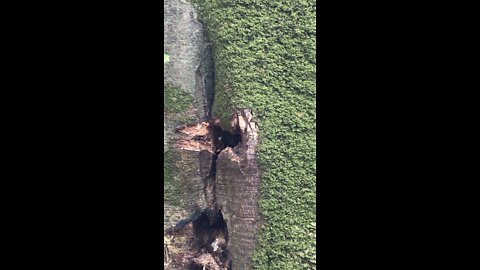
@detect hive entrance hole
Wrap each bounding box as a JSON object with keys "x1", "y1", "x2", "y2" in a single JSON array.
[
  {"x1": 208, "y1": 122, "x2": 241, "y2": 153},
  {"x1": 190, "y1": 211, "x2": 231, "y2": 269}
]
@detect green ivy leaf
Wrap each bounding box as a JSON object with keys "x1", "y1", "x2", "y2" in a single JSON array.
[{"x1": 164, "y1": 53, "x2": 170, "y2": 64}]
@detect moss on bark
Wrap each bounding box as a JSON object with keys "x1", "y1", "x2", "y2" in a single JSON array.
[
  {"x1": 164, "y1": 83, "x2": 193, "y2": 114},
  {"x1": 190, "y1": 1, "x2": 317, "y2": 269}
]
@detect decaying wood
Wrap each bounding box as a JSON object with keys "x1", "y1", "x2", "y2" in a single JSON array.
[
  {"x1": 192, "y1": 253, "x2": 221, "y2": 270},
  {"x1": 215, "y1": 110, "x2": 261, "y2": 270},
  {"x1": 164, "y1": 110, "x2": 261, "y2": 270}
]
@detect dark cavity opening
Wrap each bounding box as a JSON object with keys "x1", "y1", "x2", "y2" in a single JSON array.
[
  {"x1": 191, "y1": 211, "x2": 231, "y2": 269},
  {"x1": 207, "y1": 121, "x2": 241, "y2": 180},
  {"x1": 208, "y1": 122, "x2": 241, "y2": 153}
]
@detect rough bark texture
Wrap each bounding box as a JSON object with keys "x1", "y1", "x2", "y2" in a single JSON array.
[
  {"x1": 216, "y1": 110, "x2": 261, "y2": 270},
  {"x1": 164, "y1": 112, "x2": 261, "y2": 270},
  {"x1": 164, "y1": 0, "x2": 214, "y2": 268},
  {"x1": 164, "y1": 0, "x2": 214, "y2": 125},
  {"x1": 164, "y1": 0, "x2": 212, "y2": 229},
  {"x1": 164, "y1": 1, "x2": 262, "y2": 270}
]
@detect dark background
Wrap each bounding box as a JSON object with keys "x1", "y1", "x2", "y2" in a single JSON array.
[{"x1": 1, "y1": 1, "x2": 475, "y2": 269}]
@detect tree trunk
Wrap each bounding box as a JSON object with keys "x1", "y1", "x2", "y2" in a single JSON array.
[{"x1": 164, "y1": 2, "x2": 261, "y2": 270}]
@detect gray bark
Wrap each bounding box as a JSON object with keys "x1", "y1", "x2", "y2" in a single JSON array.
[
  {"x1": 216, "y1": 110, "x2": 261, "y2": 270},
  {"x1": 164, "y1": 1, "x2": 217, "y2": 269},
  {"x1": 164, "y1": 0, "x2": 212, "y2": 228},
  {"x1": 164, "y1": 1, "x2": 261, "y2": 269}
]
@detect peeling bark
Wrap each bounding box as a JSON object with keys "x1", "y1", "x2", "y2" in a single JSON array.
[
  {"x1": 165, "y1": 110, "x2": 260, "y2": 270},
  {"x1": 164, "y1": 2, "x2": 260, "y2": 269},
  {"x1": 164, "y1": 0, "x2": 217, "y2": 266},
  {"x1": 176, "y1": 122, "x2": 214, "y2": 153}
]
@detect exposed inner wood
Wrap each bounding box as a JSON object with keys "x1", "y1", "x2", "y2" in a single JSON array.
[
  {"x1": 176, "y1": 122, "x2": 214, "y2": 153},
  {"x1": 167, "y1": 118, "x2": 242, "y2": 270},
  {"x1": 167, "y1": 110, "x2": 259, "y2": 270}
]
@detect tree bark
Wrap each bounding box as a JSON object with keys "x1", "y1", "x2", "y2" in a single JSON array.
[
  {"x1": 164, "y1": 1, "x2": 261, "y2": 270},
  {"x1": 215, "y1": 110, "x2": 261, "y2": 270}
]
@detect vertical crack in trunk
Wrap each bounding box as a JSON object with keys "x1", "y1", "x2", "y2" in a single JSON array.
[
  {"x1": 214, "y1": 110, "x2": 261, "y2": 270},
  {"x1": 165, "y1": 1, "x2": 236, "y2": 269},
  {"x1": 168, "y1": 119, "x2": 243, "y2": 270},
  {"x1": 164, "y1": 2, "x2": 260, "y2": 267},
  {"x1": 168, "y1": 112, "x2": 260, "y2": 270}
]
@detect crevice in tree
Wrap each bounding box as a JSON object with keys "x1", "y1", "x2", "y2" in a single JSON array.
[
  {"x1": 208, "y1": 121, "x2": 241, "y2": 175},
  {"x1": 166, "y1": 4, "x2": 258, "y2": 269},
  {"x1": 190, "y1": 211, "x2": 232, "y2": 270},
  {"x1": 189, "y1": 121, "x2": 241, "y2": 269},
  {"x1": 166, "y1": 22, "x2": 249, "y2": 269},
  {"x1": 170, "y1": 119, "x2": 241, "y2": 270},
  {"x1": 204, "y1": 44, "x2": 215, "y2": 119},
  {"x1": 196, "y1": 40, "x2": 215, "y2": 120}
]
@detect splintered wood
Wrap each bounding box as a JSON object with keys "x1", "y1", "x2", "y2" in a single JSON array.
[
  {"x1": 192, "y1": 253, "x2": 228, "y2": 270},
  {"x1": 175, "y1": 121, "x2": 214, "y2": 153}
]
